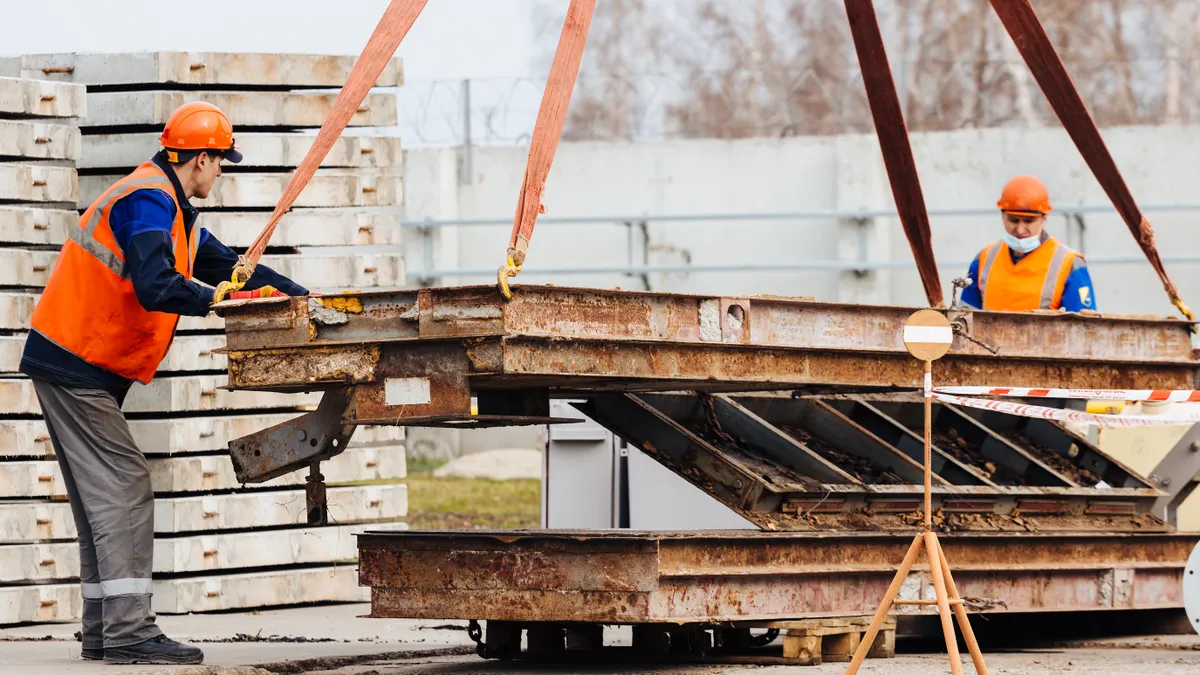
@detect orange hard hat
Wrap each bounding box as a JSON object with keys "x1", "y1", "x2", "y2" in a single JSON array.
[
  {"x1": 997, "y1": 175, "x2": 1051, "y2": 214},
  {"x1": 159, "y1": 102, "x2": 242, "y2": 163}
]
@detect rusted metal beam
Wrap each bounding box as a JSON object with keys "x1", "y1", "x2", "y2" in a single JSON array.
[
  {"x1": 575, "y1": 392, "x2": 1162, "y2": 534},
  {"x1": 218, "y1": 286, "x2": 1198, "y2": 398},
  {"x1": 359, "y1": 530, "x2": 1197, "y2": 623}
]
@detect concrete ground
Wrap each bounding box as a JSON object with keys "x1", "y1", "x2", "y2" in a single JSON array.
[
  {"x1": 1, "y1": 605, "x2": 1198, "y2": 675},
  {"x1": 0, "y1": 603, "x2": 475, "y2": 675}
]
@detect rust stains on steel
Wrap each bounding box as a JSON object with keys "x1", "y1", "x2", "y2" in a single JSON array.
[
  {"x1": 227, "y1": 344, "x2": 379, "y2": 391},
  {"x1": 358, "y1": 529, "x2": 1194, "y2": 623},
  {"x1": 221, "y1": 286, "x2": 1195, "y2": 362},
  {"x1": 218, "y1": 286, "x2": 1198, "y2": 394}
]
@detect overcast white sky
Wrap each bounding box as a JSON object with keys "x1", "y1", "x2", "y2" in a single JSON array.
[{"x1": 0, "y1": 0, "x2": 543, "y2": 80}]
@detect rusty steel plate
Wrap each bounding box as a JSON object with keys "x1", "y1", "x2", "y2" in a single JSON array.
[
  {"x1": 359, "y1": 529, "x2": 1198, "y2": 624},
  {"x1": 218, "y1": 286, "x2": 1200, "y2": 396}
]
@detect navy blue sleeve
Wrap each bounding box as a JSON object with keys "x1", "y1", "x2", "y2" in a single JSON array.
[
  {"x1": 109, "y1": 191, "x2": 215, "y2": 317},
  {"x1": 958, "y1": 256, "x2": 982, "y2": 309},
  {"x1": 193, "y1": 229, "x2": 309, "y2": 296},
  {"x1": 1059, "y1": 258, "x2": 1097, "y2": 312}
]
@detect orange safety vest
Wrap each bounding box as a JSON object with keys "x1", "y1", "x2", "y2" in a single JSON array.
[
  {"x1": 31, "y1": 162, "x2": 199, "y2": 383},
  {"x1": 975, "y1": 236, "x2": 1080, "y2": 311}
]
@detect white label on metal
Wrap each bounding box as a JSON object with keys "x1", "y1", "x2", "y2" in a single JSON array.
[
  {"x1": 904, "y1": 325, "x2": 954, "y2": 344},
  {"x1": 385, "y1": 377, "x2": 431, "y2": 406}
]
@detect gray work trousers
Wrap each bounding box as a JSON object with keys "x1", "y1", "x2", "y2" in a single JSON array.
[{"x1": 33, "y1": 380, "x2": 163, "y2": 649}]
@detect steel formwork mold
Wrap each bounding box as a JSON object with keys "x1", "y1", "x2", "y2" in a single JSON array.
[{"x1": 359, "y1": 529, "x2": 1198, "y2": 624}]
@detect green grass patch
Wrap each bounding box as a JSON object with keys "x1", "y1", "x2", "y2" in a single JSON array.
[{"x1": 405, "y1": 473, "x2": 540, "y2": 530}]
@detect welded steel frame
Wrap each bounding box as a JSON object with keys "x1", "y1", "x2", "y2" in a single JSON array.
[
  {"x1": 218, "y1": 286, "x2": 1199, "y2": 414},
  {"x1": 358, "y1": 529, "x2": 1197, "y2": 623}
]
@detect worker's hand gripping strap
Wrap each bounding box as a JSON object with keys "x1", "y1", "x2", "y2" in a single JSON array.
[
  {"x1": 989, "y1": 0, "x2": 1194, "y2": 330},
  {"x1": 498, "y1": 0, "x2": 597, "y2": 300},
  {"x1": 239, "y1": 0, "x2": 429, "y2": 286},
  {"x1": 843, "y1": 0, "x2": 944, "y2": 308}
]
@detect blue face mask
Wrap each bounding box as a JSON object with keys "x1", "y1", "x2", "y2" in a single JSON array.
[{"x1": 1002, "y1": 233, "x2": 1042, "y2": 254}]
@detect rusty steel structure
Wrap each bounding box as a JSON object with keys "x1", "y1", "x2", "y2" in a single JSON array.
[
  {"x1": 359, "y1": 529, "x2": 1194, "y2": 622},
  {"x1": 215, "y1": 285, "x2": 1199, "y2": 651}
]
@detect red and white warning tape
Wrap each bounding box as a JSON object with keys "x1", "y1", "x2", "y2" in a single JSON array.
[
  {"x1": 933, "y1": 386, "x2": 1200, "y2": 402},
  {"x1": 932, "y1": 392, "x2": 1200, "y2": 427}
]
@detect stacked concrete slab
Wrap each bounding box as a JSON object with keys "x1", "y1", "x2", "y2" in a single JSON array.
[
  {"x1": 0, "y1": 74, "x2": 88, "y2": 625},
  {"x1": 0, "y1": 52, "x2": 409, "y2": 623}
]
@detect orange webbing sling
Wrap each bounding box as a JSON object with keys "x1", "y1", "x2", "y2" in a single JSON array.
[
  {"x1": 232, "y1": 0, "x2": 429, "y2": 287},
  {"x1": 497, "y1": 0, "x2": 597, "y2": 299},
  {"x1": 989, "y1": 0, "x2": 1194, "y2": 324}
]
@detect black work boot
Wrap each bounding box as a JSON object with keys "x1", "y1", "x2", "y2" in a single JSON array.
[
  {"x1": 81, "y1": 647, "x2": 103, "y2": 660},
  {"x1": 104, "y1": 635, "x2": 204, "y2": 665}
]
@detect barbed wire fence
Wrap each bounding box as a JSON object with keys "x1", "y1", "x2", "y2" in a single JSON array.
[{"x1": 391, "y1": 56, "x2": 1200, "y2": 149}]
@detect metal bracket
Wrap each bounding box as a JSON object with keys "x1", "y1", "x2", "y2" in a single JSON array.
[
  {"x1": 229, "y1": 387, "x2": 357, "y2": 485},
  {"x1": 1150, "y1": 426, "x2": 1200, "y2": 526},
  {"x1": 1187, "y1": 541, "x2": 1200, "y2": 635}
]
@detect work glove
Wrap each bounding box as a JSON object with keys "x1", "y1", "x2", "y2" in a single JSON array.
[
  {"x1": 229, "y1": 286, "x2": 287, "y2": 300},
  {"x1": 212, "y1": 283, "x2": 285, "y2": 304}
]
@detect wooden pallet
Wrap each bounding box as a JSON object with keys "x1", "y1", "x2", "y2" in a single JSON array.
[{"x1": 743, "y1": 615, "x2": 897, "y2": 665}]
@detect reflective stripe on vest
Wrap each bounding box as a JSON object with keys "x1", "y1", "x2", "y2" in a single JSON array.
[
  {"x1": 30, "y1": 163, "x2": 195, "y2": 383},
  {"x1": 977, "y1": 241, "x2": 1004, "y2": 297},
  {"x1": 66, "y1": 176, "x2": 174, "y2": 277},
  {"x1": 1038, "y1": 243, "x2": 1071, "y2": 309}
]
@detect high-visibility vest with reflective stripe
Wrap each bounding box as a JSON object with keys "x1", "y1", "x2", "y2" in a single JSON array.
[
  {"x1": 976, "y1": 236, "x2": 1080, "y2": 311},
  {"x1": 31, "y1": 162, "x2": 199, "y2": 383}
]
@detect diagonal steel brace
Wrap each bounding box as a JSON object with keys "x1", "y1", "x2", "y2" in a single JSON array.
[{"x1": 229, "y1": 387, "x2": 358, "y2": 485}]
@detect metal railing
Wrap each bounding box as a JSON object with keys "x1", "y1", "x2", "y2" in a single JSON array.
[{"x1": 396, "y1": 203, "x2": 1200, "y2": 284}]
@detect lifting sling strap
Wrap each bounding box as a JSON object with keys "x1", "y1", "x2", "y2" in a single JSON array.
[
  {"x1": 232, "y1": 0, "x2": 429, "y2": 287},
  {"x1": 843, "y1": 0, "x2": 944, "y2": 308},
  {"x1": 498, "y1": 0, "x2": 597, "y2": 299},
  {"x1": 989, "y1": 0, "x2": 1194, "y2": 325}
]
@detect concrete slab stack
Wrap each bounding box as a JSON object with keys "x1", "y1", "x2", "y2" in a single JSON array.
[
  {"x1": 0, "y1": 52, "x2": 409, "y2": 623},
  {"x1": 0, "y1": 74, "x2": 88, "y2": 625}
]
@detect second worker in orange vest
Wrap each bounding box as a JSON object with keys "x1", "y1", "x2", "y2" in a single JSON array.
[
  {"x1": 19, "y1": 102, "x2": 307, "y2": 666},
  {"x1": 959, "y1": 175, "x2": 1097, "y2": 313}
]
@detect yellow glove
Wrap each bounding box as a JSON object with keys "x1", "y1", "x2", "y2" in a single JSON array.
[
  {"x1": 212, "y1": 281, "x2": 238, "y2": 305},
  {"x1": 213, "y1": 283, "x2": 284, "y2": 304}
]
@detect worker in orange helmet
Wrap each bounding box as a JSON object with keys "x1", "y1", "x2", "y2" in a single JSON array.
[
  {"x1": 958, "y1": 175, "x2": 1096, "y2": 312},
  {"x1": 20, "y1": 102, "x2": 307, "y2": 665}
]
